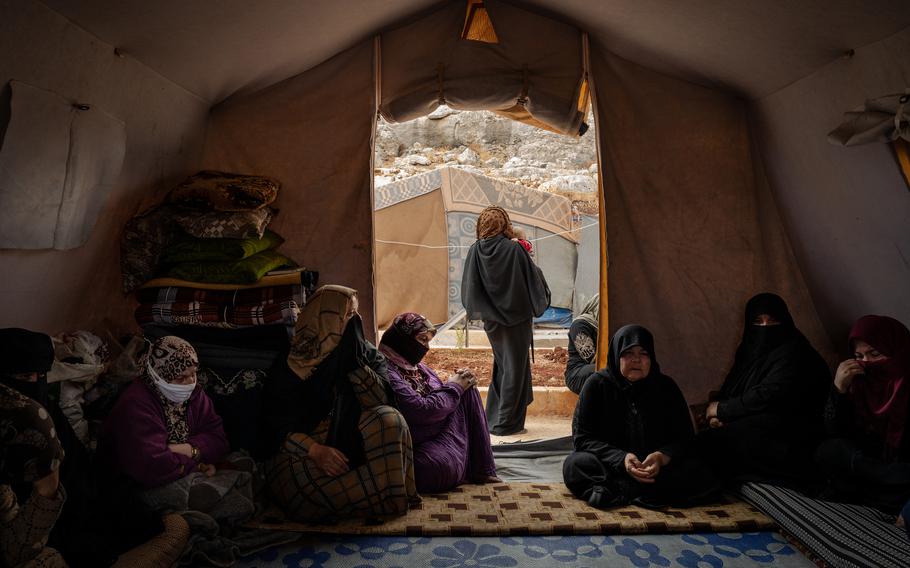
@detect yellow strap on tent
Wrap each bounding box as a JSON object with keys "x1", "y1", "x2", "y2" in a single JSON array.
[
  {"x1": 138, "y1": 272, "x2": 306, "y2": 291},
  {"x1": 894, "y1": 139, "x2": 910, "y2": 190}
]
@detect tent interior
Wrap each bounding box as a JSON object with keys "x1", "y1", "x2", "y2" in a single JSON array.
[
  {"x1": 2, "y1": 0, "x2": 910, "y2": 563},
  {"x1": 4, "y1": 0, "x2": 909, "y2": 401}
]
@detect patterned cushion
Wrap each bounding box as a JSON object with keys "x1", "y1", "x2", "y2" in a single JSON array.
[
  {"x1": 120, "y1": 205, "x2": 182, "y2": 293},
  {"x1": 167, "y1": 170, "x2": 279, "y2": 211},
  {"x1": 172, "y1": 207, "x2": 274, "y2": 240}
]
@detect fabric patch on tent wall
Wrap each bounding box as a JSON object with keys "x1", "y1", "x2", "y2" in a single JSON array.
[{"x1": 0, "y1": 81, "x2": 126, "y2": 250}]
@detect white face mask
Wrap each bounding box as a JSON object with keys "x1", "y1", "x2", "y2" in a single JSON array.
[{"x1": 148, "y1": 363, "x2": 196, "y2": 404}]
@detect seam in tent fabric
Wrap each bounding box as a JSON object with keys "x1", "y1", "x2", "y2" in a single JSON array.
[{"x1": 375, "y1": 220, "x2": 600, "y2": 249}]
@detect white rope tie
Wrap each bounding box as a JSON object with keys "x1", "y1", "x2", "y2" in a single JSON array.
[{"x1": 375, "y1": 220, "x2": 599, "y2": 249}]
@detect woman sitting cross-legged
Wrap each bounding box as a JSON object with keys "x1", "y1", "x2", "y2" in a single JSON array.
[
  {"x1": 815, "y1": 315, "x2": 910, "y2": 514},
  {"x1": 379, "y1": 312, "x2": 498, "y2": 493},
  {"x1": 100, "y1": 336, "x2": 272, "y2": 566},
  {"x1": 101, "y1": 336, "x2": 234, "y2": 503},
  {"x1": 563, "y1": 325, "x2": 718, "y2": 510},
  {"x1": 261, "y1": 285, "x2": 419, "y2": 522}
]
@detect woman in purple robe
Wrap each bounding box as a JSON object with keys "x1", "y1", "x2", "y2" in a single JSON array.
[{"x1": 379, "y1": 313, "x2": 499, "y2": 493}]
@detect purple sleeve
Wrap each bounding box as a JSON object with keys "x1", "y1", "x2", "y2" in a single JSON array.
[
  {"x1": 106, "y1": 384, "x2": 196, "y2": 488},
  {"x1": 187, "y1": 390, "x2": 230, "y2": 464},
  {"x1": 387, "y1": 365, "x2": 463, "y2": 429}
]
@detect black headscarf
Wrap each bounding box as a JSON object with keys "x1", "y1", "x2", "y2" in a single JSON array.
[
  {"x1": 604, "y1": 324, "x2": 661, "y2": 383},
  {"x1": 575, "y1": 324, "x2": 694, "y2": 463},
  {"x1": 0, "y1": 328, "x2": 55, "y2": 407},
  {"x1": 721, "y1": 293, "x2": 802, "y2": 398}
]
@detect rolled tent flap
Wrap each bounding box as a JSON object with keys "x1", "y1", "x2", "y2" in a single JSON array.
[
  {"x1": 827, "y1": 92, "x2": 910, "y2": 146},
  {"x1": 379, "y1": 0, "x2": 587, "y2": 136}
]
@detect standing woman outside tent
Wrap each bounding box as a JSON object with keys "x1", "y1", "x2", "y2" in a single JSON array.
[{"x1": 461, "y1": 206, "x2": 550, "y2": 436}]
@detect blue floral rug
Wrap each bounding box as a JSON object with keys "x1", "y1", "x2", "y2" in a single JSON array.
[{"x1": 235, "y1": 532, "x2": 813, "y2": 567}]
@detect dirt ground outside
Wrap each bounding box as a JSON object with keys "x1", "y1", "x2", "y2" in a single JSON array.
[{"x1": 423, "y1": 347, "x2": 568, "y2": 387}]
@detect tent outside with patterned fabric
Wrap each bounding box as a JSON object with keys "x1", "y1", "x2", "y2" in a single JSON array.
[{"x1": 375, "y1": 167, "x2": 582, "y2": 328}]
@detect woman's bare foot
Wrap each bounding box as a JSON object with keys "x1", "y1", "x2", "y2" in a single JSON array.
[{"x1": 474, "y1": 475, "x2": 502, "y2": 484}]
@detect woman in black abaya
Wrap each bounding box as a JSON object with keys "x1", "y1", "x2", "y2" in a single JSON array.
[
  {"x1": 461, "y1": 206, "x2": 550, "y2": 436},
  {"x1": 698, "y1": 293, "x2": 830, "y2": 487}
]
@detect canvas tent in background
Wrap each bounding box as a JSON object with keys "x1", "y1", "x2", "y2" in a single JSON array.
[
  {"x1": 2, "y1": 0, "x2": 909, "y2": 403},
  {"x1": 374, "y1": 166, "x2": 579, "y2": 328}
]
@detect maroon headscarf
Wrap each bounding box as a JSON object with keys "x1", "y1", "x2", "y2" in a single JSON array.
[
  {"x1": 379, "y1": 313, "x2": 436, "y2": 395},
  {"x1": 848, "y1": 315, "x2": 910, "y2": 457}
]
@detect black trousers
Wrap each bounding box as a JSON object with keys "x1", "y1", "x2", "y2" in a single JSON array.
[
  {"x1": 483, "y1": 319, "x2": 533, "y2": 436},
  {"x1": 562, "y1": 451, "x2": 719, "y2": 508},
  {"x1": 815, "y1": 437, "x2": 910, "y2": 514}
]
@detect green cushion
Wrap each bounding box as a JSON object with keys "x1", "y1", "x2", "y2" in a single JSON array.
[
  {"x1": 164, "y1": 250, "x2": 294, "y2": 284},
  {"x1": 162, "y1": 230, "x2": 284, "y2": 264}
]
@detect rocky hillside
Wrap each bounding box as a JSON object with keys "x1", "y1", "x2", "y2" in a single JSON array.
[{"x1": 374, "y1": 106, "x2": 599, "y2": 213}]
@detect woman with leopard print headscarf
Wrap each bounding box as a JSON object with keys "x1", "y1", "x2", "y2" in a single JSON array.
[{"x1": 100, "y1": 336, "x2": 230, "y2": 489}]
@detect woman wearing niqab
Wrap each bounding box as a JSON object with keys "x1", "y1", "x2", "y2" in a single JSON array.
[
  {"x1": 698, "y1": 293, "x2": 830, "y2": 487},
  {"x1": 461, "y1": 206, "x2": 550, "y2": 436},
  {"x1": 261, "y1": 285, "x2": 418, "y2": 522},
  {"x1": 379, "y1": 312, "x2": 497, "y2": 493}
]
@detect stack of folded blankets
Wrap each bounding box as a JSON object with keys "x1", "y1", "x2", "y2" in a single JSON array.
[{"x1": 120, "y1": 170, "x2": 318, "y2": 452}]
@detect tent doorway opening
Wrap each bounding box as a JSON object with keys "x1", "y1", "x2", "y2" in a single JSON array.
[{"x1": 372, "y1": 107, "x2": 600, "y2": 395}]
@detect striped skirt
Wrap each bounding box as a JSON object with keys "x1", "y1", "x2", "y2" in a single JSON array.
[{"x1": 265, "y1": 405, "x2": 418, "y2": 522}]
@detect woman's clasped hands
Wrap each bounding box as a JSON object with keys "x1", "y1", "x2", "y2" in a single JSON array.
[{"x1": 624, "y1": 451, "x2": 670, "y2": 483}]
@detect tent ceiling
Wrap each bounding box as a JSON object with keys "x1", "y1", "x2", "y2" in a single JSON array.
[{"x1": 42, "y1": 0, "x2": 910, "y2": 102}]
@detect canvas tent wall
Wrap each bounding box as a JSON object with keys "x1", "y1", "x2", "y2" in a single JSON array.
[
  {"x1": 572, "y1": 214, "x2": 599, "y2": 316},
  {"x1": 2, "y1": 0, "x2": 909, "y2": 402},
  {"x1": 374, "y1": 166, "x2": 577, "y2": 328}
]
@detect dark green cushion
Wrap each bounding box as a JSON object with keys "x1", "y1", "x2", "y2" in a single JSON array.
[
  {"x1": 165, "y1": 250, "x2": 294, "y2": 284},
  {"x1": 162, "y1": 230, "x2": 284, "y2": 264}
]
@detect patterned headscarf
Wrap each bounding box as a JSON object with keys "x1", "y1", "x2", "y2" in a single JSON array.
[
  {"x1": 141, "y1": 336, "x2": 198, "y2": 443},
  {"x1": 574, "y1": 294, "x2": 600, "y2": 330},
  {"x1": 476, "y1": 206, "x2": 516, "y2": 240},
  {"x1": 288, "y1": 285, "x2": 357, "y2": 381},
  {"x1": 379, "y1": 313, "x2": 436, "y2": 395},
  {"x1": 0, "y1": 382, "x2": 64, "y2": 487}
]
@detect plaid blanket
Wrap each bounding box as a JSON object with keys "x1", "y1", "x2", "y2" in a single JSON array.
[
  {"x1": 136, "y1": 301, "x2": 300, "y2": 328},
  {"x1": 135, "y1": 285, "x2": 305, "y2": 307}
]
